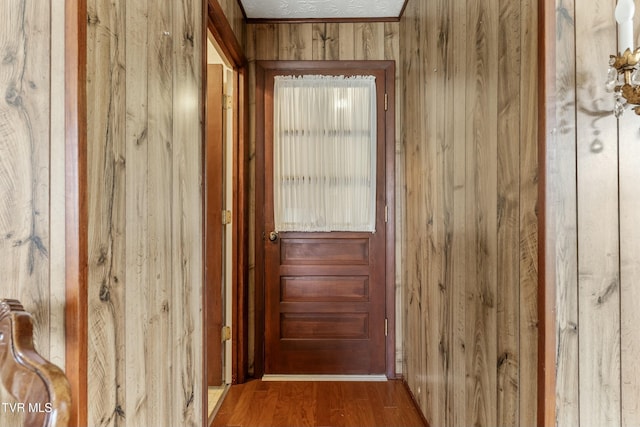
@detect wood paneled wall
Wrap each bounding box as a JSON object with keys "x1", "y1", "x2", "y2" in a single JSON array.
[
  {"x1": 400, "y1": 0, "x2": 539, "y2": 426},
  {"x1": 0, "y1": 1, "x2": 66, "y2": 426},
  {"x1": 550, "y1": 1, "x2": 640, "y2": 426},
  {"x1": 245, "y1": 21, "x2": 403, "y2": 375},
  {"x1": 86, "y1": 0, "x2": 203, "y2": 425}
]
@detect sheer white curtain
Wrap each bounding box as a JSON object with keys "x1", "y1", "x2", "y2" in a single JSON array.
[{"x1": 273, "y1": 75, "x2": 377, "y2": 232}]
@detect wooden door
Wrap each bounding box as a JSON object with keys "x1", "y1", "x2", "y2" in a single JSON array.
[
  {"x1": 205, "y1": 64, "x2": 224, "y2": 386},
  {"x1": 257, "y1": 62, "x2": 394, "y2": 375}
]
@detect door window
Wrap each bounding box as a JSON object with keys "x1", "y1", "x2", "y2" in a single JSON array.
[{"x1": 273, "y1": 75, "x2": 377, "y2": 232}]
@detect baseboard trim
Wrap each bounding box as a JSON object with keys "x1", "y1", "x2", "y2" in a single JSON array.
[{"x1": 262, "y1": 374, "x2": 388, "y2": 382}]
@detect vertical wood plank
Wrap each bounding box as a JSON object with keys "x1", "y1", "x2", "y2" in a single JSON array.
[
  {"x1": 338, "y1": 23, "x2": 355, "y2": 60},
  {"x1": 383, "y1": 22, "x2": 400, "y2": 64},
  {"x1": 254, "y1": 24, "x2": 279, "y2": 61},
  {"x1": 552, "y1": 1, "x2": 579, "y2": 426},
  {"x1": 145, "y1": 0, "x2": 174, "y2": 424},
  {"x1": 124, "y1": 0, "x2": 149, "y2": 424},
  {"x1": 172, "y1": 0, "x2": 203, "y2": 423},
  {"x1": 312, "y1": 23, "x2": 339, "y2": 61},
  {"x1": 436, "y1": 0, "x2": 464, "y2": 420},
  {"x1": 496, "y1": 0, "x2": 521, "y2": 425},
  {"x1": 518, "y1": 0, "x2": 539, "y2": 425},
  {"x1": 278, "y1": 24, "x2": 312, "y2": 60},
  {"x1": 354, "y1": 23, "x2": 385, "y2": 60},
  {"x1": 451, "y1": 0, "x2": 468, "y2": 425},
  {"x1": 24, "y1": 0, "x2": 51, "y2": 352},
  {"x1": 465, "y1": 1, "x2": 499, "y2": 426},
  {"x1": 86, "y1": 0, "x2": 126, "y2": 425},
  {"x1": 50, "y1": 0, "x2": 67, "y2": 368},
  {"x1": 312, "y1": 23, "x2": 324, "y2": 60},
  {"x1": 575, "y1": 1, "x2": 620, "y2": 426},
  {"x1": 424, "y1": 0, "x2": 446, "y2": 424}
]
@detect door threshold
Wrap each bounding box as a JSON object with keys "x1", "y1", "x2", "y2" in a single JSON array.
[
  {"x1": 262, "y1": 374, "x2": 388, "y2": 382},
  {"x1": 207, "y1": 384, "x2": 230, "y2": 425}
]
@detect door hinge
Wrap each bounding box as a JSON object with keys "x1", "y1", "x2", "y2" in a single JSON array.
[
  {"x1": 222, "y1": 326, "x2": 231, "y2": 341},
  {"x1": 384, "y1": 318, "x2": 388, "y2": 337},
  {"x1": 223, "y1": 94, "x2": 233, "y2": 110},
  {"x1": 384, "y1": 93, "x2": 388, "y2": 111},
  {"x1": 222, "y1": 210, "x2": 232, "y2": 225},
  {"x1": 384, "y1": 205, "x2": 388, "y2": 223}
]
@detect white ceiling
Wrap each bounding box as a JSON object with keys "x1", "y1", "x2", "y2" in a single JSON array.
[{"x1": 239, "y1": 0, "x2": 406, "y2": 20}]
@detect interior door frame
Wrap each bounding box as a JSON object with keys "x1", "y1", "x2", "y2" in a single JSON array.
[
  {"x1": 537, "y1": 0, "x2": 555, "y2": 425},
  {"x1": 203, "y1": 0, "x2": 249, "y2": 424},
  {"x1": 65, "y1": 0, "x2": 88, "y2": 425},
  {"x1": 254, "y1": 60, "x2": 396, "y2": 379}
]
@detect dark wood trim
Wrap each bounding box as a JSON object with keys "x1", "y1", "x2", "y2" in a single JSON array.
[
  {"x1": 245, "y1": 16, "x2": 401, "y2": 24},
  {"x1": 207, "y1": 0, "x2": 247, "y2": 68},
  {"x1": 255, "y1": 60, "x2": 396, "y2": 72},
  {"x1": 254, "y1": 60, "x2": 396, "y2": 378},
  {"x1": 537, "y1": 0, "x2": 555, "y2": 425},
  {"x1": 254, "y1": 61, "x2": 267, "y2": 378},
  {"x1": 235, "y1": 0, "x2": 248, "y2": 21},
  {"x1": 398, "y1": 0, "x2": 410, "y2": 20},
  {"x1": 202, "y1": 2, "x2": 209, "y2": 424},
  {"x1": 235, "y1": 67, "x2": 250, "y2": 384},
  {"x1": 204, "y1": 4, "x2": 250, "y2": 425},
  {"x1": 383, "y1": 61, "x2": 396, "y2": 379},
  {"x1": 65, "y1": 0, "x2": 88, "y2": 425}
]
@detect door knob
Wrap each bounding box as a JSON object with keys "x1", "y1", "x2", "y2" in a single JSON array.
[{"x1": 268, "y1": 231, "x2": 279, "y2": 242}]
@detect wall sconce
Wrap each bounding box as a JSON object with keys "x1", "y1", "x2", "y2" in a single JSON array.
[{"x1": 607, "y1": 0, "x2": 640, "y2": 116}]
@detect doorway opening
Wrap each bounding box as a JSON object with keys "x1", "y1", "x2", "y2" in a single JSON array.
[
  {"x1": 204, "y1": 31, "x2": 234, "y2": 419},
  {"x1": 202, "y1": 7, "x2": 249, "y2": 423}
]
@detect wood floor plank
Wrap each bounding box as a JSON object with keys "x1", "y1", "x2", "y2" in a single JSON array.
[
  {"x1": 211, "y1": 384, "x2": 246, "y2": 427},
  {"x1": 272, "y1": 382, "x2": 316, "y2": 427},
  {"x1": 211, "y1": 380, "x2": 427, "y2": 427},
  {"x1": 226, "y1": 381, "x2": 261, "y2": 426},
  {"x1": 342, "y1": 382, "x2": 376, "y2": 427}
]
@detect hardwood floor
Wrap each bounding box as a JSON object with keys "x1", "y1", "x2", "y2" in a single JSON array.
[{"x1": 211, "y1": 380, "x2": 427, "y2": 427}]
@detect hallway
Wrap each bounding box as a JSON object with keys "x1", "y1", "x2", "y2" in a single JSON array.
[{"x1": 211, "y1": 380, "x2": 427, "y2": 427}]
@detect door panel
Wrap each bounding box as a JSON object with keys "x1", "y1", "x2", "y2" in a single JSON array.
[
  {"x1": 281, "y1": 276, "x2": 369, "y2": 302},
  {"x1": 259, "y1": 63, "x2": 392, "y2": 375},
  {"x1": 280, "y1": 238, "x2": 370, "y2": 264},
  {"x1": 205, "y1": 64, "x2": 224, "y2": 386},
  {"x1": 280, "y1": 313, "x2": 369, "y2": 339}
]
